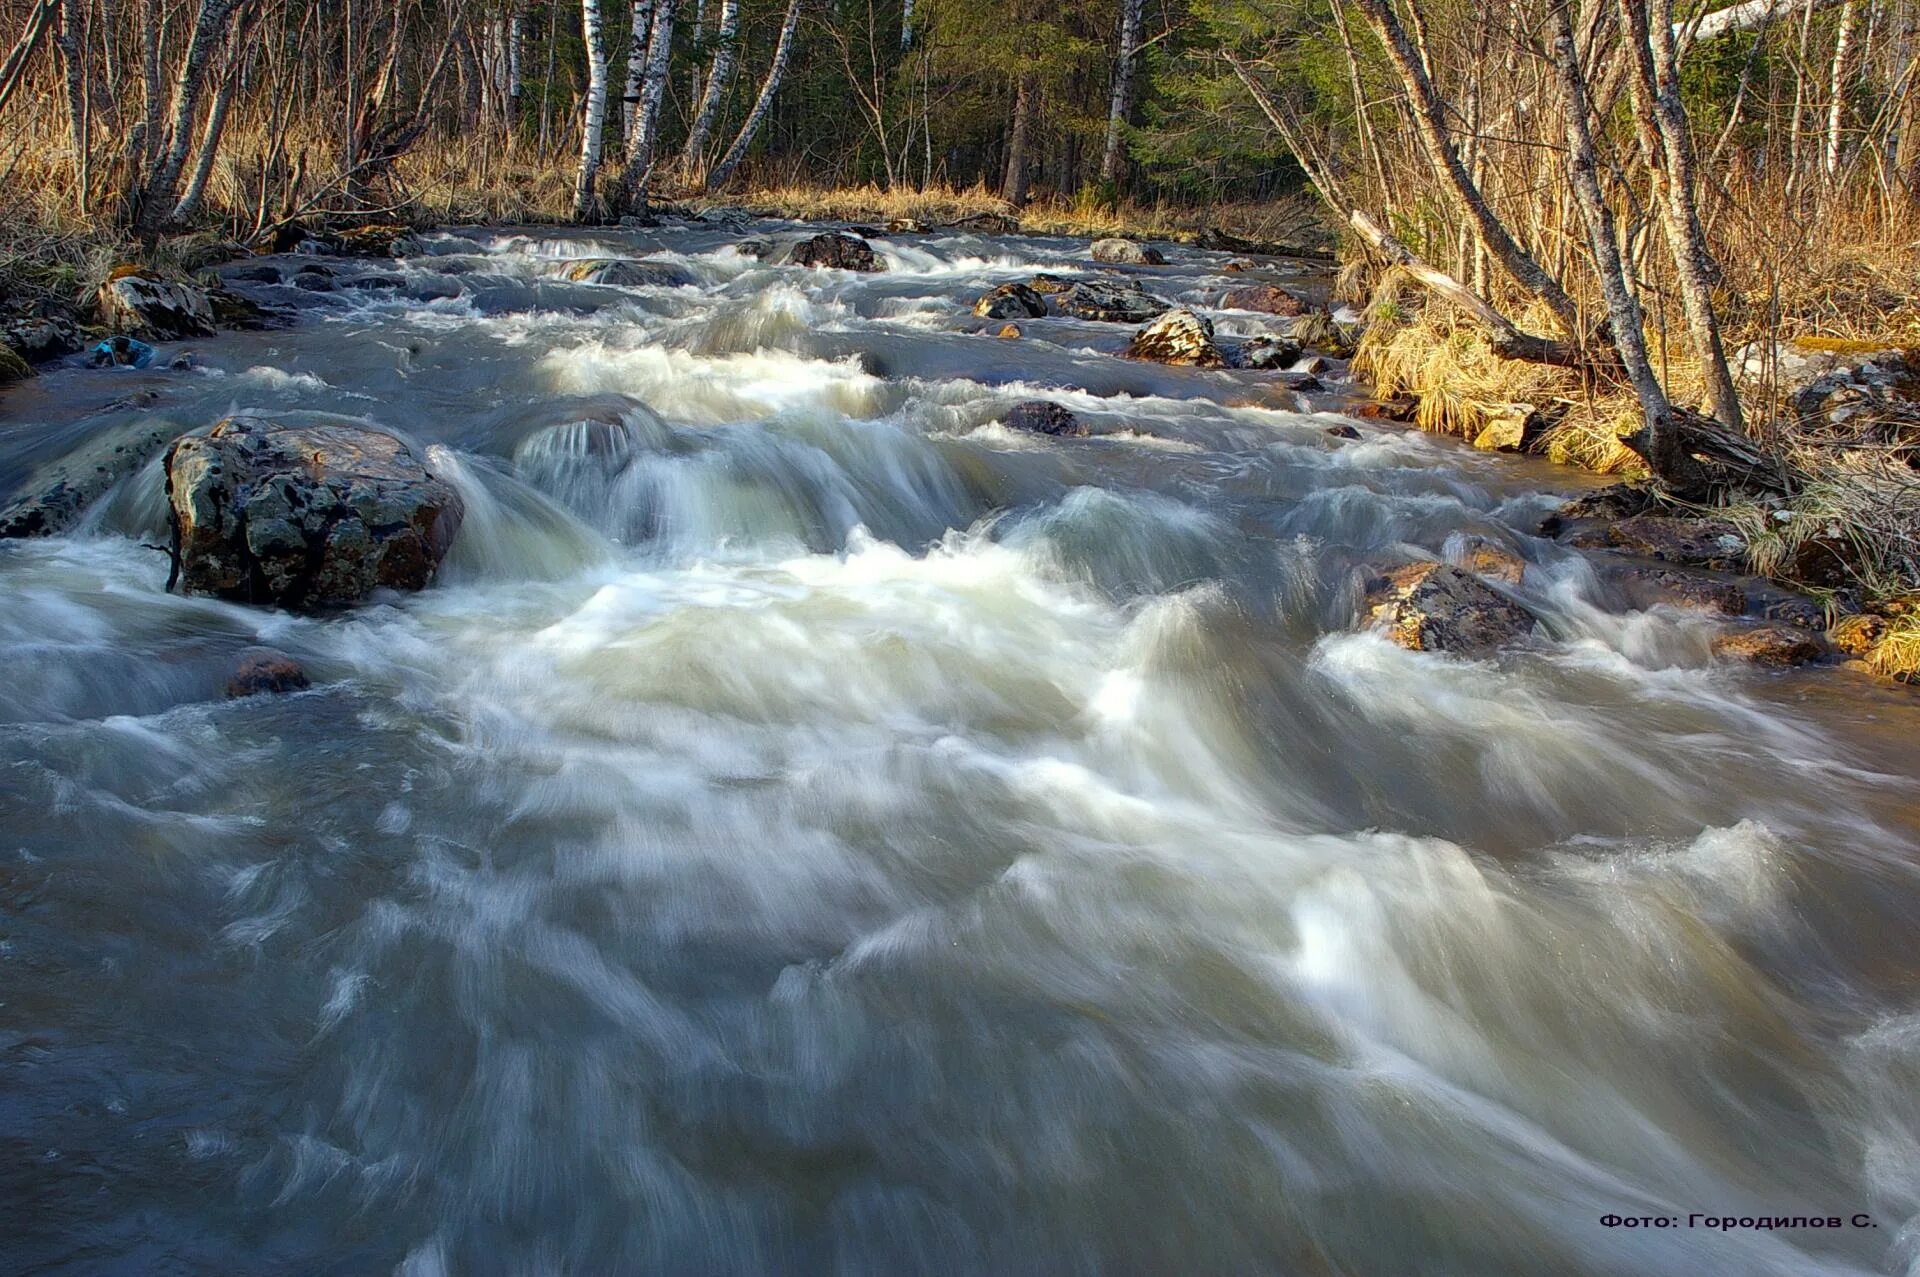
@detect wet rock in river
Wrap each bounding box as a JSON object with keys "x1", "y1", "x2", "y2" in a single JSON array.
[
  {"x1": 166, "y1": 417, "x2": 464, "y2": 611},
  {"x1": 208, "y1": 285, "x2": 284, "y2": 329},
  {"x1": 564, "y1": 258, "x2": 698, "y2": 288},
  {"x1": 1605, "y1": 514, "x2": 1745, "y2": 570},
  {"x1": 1229, "y1": 336, "x2": 1303, "y2": 370},
  {"x1": 1711, "y1": 624, "x2": 1826, "y2": 667},
  {"x1": 1126, "y1": 309, "x2": 1226, "y2": 368},
  {"x1": 1003, "y1": 400, "x2": 1089, "y2": 437},
  {"x1": 1348, "y1": 395, "x2": 1420, "y2": 423},
  {"x1": 973, "y1": 282, "x2": 1048, "y2": 320},
  {"x1": 1027, "y1": 273, "x2": 1073, "y2": 295},
  {"x1": 332, "y1": 222, "x2": 415, "y2": 257},
  {"x1": 1091, "y1": 238, "x2": 1167, "y2": 266},
  {"x1": 0, "y1": 423, "x2": 173, "y2": 538},
  {"x1": 1456, "y1": 537, "x2": 1528, "y2": 587},
  {"x1": 5, "y1": 316, "x2": 83, "y2": 364},
  {"x1": 1050, "y1": 279, "x2": 1169, "y2": 324},
  {"x1": 1326, "y1": 424, "x2": 1361, "y2": 439},
  {"x1": 1220, "y1": 284, "x2": 1306, "y2": 317},
  {"x1": 1537, "y1": 483, "x2": 1656, "y2": 536},
  {"x1": 225, "y1": 647, "x2": 312, "y2": 698},
  {"x1": 786, "y1": 232, "x2": 884, "y2": 272},
  {"x1": 996, "y1": 323, "x2": 1022, "y2": 339},
  {"x1": 1602, "y1": 563, "x2": 1747, "y2": 615},
  {"x1": 96, "y1": 267, "x2": 215, "y2": 339},
  {"x1": 1365, "y1": 561, "x2": 1536, "y2": 656}
]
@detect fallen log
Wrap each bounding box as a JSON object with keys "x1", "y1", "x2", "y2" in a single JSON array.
[{"x1": 1349, "y1": 210, "x2": 1583, "y2": 367}]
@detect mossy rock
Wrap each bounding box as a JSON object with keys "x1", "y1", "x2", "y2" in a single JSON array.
[{"x1": 0, "y1": 346, "x2": 32, "y2": 385}]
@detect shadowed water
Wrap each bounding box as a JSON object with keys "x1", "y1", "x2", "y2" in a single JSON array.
[{"x1": 2, "y1": 222, "x2": 1918, "y2": 1275}]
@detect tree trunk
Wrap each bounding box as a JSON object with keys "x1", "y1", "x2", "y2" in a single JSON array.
[
  {"x1": 1545, "y1": 0, "x2": 1707, "y2": 495},
  {"x1": 172, "y1": 15, "x2": 248, "y2": 223},
  {"x1": 621, "y1": 0, "x2": 653, "y2": 144},
  {"x1": 575, "y1": 0, "x2": 611, "y2": 219},
  {"x1": 681, "y1": 0, "x2": 738, "y2": 176},
  {"x1": 1002, "y1": 71, "x2": 1037, "y2": 207},
  {"x1": 704, "y1": 0, "x2": 800, "y2": 190},
  {"x1": 0, "y1": 2, "x2": 58, "y2": 118},
  {"x1": 901, "y1": 0, "x2": 915, "y2": 49},
  {"x1": 1099, "y1": 0, "x2": 1143, "y2": 185},
  {"x1": 55, "y1": 0, "x2": 87, "y2": 212},
  {"x1": 1825, "y1": 0, "x2": 1860, "y2": 178},
  {"x1": 135, "y1": 0, "x2": 242, "y2": 235},
  {"x1": 1616, "y1": 0, "x2": 1744, "y2": 431},
  {"x1": 612, "y1": 0, "x2": 678, "y2": 213},
  {"x1": 508, "y1": 6, "x2": 524, "y2": 125},
  {"x1": 1351, "y1": 0, "x2": 1581, "y2": 337}
]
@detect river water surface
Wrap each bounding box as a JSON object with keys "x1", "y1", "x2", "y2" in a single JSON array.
[{"x1": 2, "y1": 222, "x2": 1919, "y2": 1275}]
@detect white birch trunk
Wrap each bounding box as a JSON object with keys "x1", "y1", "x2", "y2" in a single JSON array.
[
  {"x1": 574, "y1": 0, "x2": 611, "y2": 219},
  {"x1": 1100, "y1": 0, "x2": 1144, "y2": 184},
  {"x1": 705, "y1": 0, "x2": 800, "y2": 191},
  {"x1": 681, "y1": 0, "x2": 738, "y2": 174},
  {"x1": 622, "y1": 0, "x2": 653, "y2": 143},
  {"x1": 613, "y1": 0, "x2": 679, "y2": 210},
  {"x1": 1824, "y1": 0, "x2": 1860, "y2": 177}
]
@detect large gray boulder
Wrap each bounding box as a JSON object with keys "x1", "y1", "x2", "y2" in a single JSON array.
[
  {"x1": 1090, "y1": 237, "x2": 1166, "y2": 266},
  {"x1": 165, "y1": 418, "x2": 464, "y2": 610},
  {"x1": 96, "y1": 268, "x2": 216, "y2": 339}
]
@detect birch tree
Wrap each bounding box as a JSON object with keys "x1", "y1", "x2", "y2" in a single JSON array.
[
  {"x1": 1543, "y1": 0, "x2": 1705, "y2": 494},
  {"x1": 621, "y1": 0, "x2": 653, "y2": 143},
  {"x1": 612, "y1": 0, "x2": 679, "y2": 213},
  {"x1": 133, "y1": 0, "x2": 245, "y2": 235},
  {"x1": 682, "y1": 0, "x2": 739, "y2": 177},
  {"x1": 704, "y1": 0, "x2": 801, "y2": 190},
  {"x1": 575, "y1": 0, "x2": 612, "y2": 219},
  {"x1": 1100, "y1": 0, "x2": 1144, "y2": 185}
]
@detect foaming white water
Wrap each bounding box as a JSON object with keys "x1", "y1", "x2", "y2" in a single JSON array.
[{"x1": 543, "y1": 341, "x2": 890, "y2": 424}]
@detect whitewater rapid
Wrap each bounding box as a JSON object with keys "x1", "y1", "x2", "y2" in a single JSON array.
[{"x1": 1, "y1": 220, "x2": 1917, "y2": 1275}]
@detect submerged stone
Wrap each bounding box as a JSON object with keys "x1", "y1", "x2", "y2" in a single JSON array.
[
  {"x1": 226, "y1": 647, "x2": 312, "y2": 697},
  {"x1": 1711, "y1": 624, "x2": 1826, "y2": 666},
  {"x1": 1605, "y1": 514, "x2": 1745, "y2": 570},
  {"x1": 1003, "y1": 400, "x2": 1088, "y2": 437},
  {"x1": 564, "y1": 258, "x2": 698, "y2": 288}
]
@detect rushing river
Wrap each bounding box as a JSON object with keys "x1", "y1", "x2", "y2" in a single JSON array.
[{"x1": 2, "y1": 221, "x2": 1918, "y2": 1275}]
